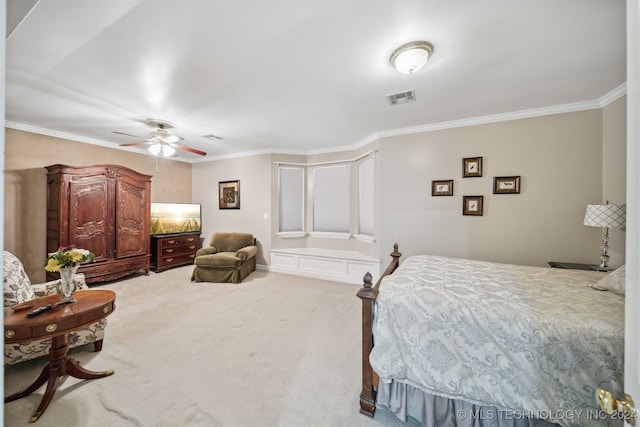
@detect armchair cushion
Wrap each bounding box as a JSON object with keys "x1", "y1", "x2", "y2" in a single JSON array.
[{"x1": 194, "y1": 252, "x2": 242, "y2": 268}]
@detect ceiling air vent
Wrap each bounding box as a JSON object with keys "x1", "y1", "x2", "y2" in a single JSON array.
[{"x1": 387, "y1": 90, "x2": 416, "y2": 105}]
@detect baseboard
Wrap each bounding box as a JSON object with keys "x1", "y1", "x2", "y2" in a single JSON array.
[{"x1": 268, "y1": 248, "x2": 380, "y2": 285}]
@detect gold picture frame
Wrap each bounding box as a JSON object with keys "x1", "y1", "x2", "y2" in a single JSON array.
[
  {"x1": 493, "y1": 176, "x2": 521, "y2": 194},
  {"x1": 463, "y1": 157, "x2": 483, "y2": 178},
  {"x1": 431, "y1": 179, "x2": 454, "y2": 196},
  {"x1": 218, "y1": 180, "x2": 240, "y2": 209},
  {"x1": 463, "y1": 195, "x2": 484, "y2": 216}
]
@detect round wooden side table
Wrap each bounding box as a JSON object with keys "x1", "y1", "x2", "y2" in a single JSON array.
[{"x1": 4, "y1": 289, "x2": 116, "y2": 423}]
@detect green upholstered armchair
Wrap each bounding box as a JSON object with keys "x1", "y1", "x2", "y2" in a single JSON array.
[{"x1": 191, "y1": 232, "x2": 258, "y2": 283}]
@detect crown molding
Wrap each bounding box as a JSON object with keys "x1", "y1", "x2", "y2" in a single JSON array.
[
  {"x1": 6, "y1": 83, "x2": 628, "y2": 163},
  {"x1": 371, "y1": 84, "x2": 627, "y2": 142},
  {"x1": 598, "y1": 83, "x2": 627, "y2": 106}
]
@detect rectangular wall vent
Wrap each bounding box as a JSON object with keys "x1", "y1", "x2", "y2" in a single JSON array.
[{"x1": 387, "y1": 90, "x2": 416, "y2": 105}]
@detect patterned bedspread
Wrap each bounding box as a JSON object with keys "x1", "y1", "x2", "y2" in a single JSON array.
[{"x1": 370, "y1": 255, "x2": 624, "y2": 427}]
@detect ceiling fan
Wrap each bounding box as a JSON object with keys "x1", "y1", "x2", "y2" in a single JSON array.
[{"x1": 113, "y1": 118, "x2": 207, "y2": 157}]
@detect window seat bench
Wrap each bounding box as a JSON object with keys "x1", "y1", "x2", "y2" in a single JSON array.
[{"x1": 269, "y1": 248, "x2": 380, "y2": 284}]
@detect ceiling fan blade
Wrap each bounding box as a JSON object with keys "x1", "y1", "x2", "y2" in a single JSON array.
[
  {"x1": 172, "y1": 143, "x2": 207, "y2": 156},
  {"x1": 120, "y1": 141, "x2": 151, "y2": 147},
  {"x1": 112, "y1": 131, "x2": 148, "y2": 139}
]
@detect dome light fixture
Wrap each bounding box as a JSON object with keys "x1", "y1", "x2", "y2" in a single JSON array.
[{"x1": 390, "y1": 41, "x2": 434, "y2": 74}]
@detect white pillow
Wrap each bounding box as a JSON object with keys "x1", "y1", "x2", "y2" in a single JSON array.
[{"x1": 591, "y1": 265, "x2": 626, "y2": 296}]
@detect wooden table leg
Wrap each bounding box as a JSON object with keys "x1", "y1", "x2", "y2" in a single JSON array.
[{"x1": 4, "y1": 334, "x2": 114, "y2": 423}]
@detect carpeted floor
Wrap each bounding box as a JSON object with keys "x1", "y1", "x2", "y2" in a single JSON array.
[{"x1": 4, "y1": 267, "x2": 419, "y2": 427}]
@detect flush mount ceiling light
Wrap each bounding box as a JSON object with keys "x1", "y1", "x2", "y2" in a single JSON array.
[{"x1": 390, "y1": 41, "x2": 434, "y2": 74}]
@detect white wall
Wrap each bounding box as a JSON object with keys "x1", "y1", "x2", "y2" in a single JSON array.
[{"x1": 624, "y1": 0, "x2": 639, "y2": 405}]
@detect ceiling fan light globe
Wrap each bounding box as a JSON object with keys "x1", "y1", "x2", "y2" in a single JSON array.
[
  {"x1": 163, "y1": 135, "x2": 181, "y2": 143},
  {"x1": 148, "y1": 143, "x2": 162, "y2": 155},
  {"x1": 162, "y1": 145, "x2": 176, "y2": 157}
]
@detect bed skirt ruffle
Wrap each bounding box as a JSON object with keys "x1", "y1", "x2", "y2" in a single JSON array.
[{"x1": 376, "y1": 380, "x2": 560, "y2": 427}]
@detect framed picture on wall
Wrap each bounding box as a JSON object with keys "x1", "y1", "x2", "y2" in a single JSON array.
[
  {"x1": 219, "y1": 180, "x2": 240, "y2": 209},
  {"x1": 493, "y1": 176, "x2": 521, "y2": 194},
  {"x1": 463, "y1": 157, "x2": 483, "y2": 178},
  {"x1": 431, "y1": 179, "x2": 454, "y2": 196},
  {"x1": 463, "y1": 195, "x2": 483, "y2": 216}
]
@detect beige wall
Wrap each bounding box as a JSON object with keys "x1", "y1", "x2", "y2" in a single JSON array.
[
  {"x1": 5, "y1": 98, "x2": 627, "y2": 279},
  {"x1": 4, "y1": 128, "x2": 192, "y2": 281},
  {"x1": 191, "y1": 154, "x2": 272, "y2": 266},
  {"x1": 193, "y1": 102, "x2": 627, "y2": 269},
  {"x1": 378, "y1": 106, "x2": 626, "y2": 268}
]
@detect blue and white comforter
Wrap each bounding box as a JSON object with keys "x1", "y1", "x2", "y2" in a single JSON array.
[{"x1": 370, "y1": 255, "x2": 624, "y2": 427}]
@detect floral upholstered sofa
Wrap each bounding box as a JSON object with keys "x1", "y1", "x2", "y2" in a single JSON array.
[{"x1": 3, "y1": 250, "x2": 107, "y2": 365}]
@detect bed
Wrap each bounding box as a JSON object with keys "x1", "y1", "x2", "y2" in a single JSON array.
[{"x1": 357, "y1": 245, "x2": 625, "y2": 427}]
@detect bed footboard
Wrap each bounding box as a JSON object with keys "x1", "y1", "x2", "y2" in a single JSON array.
[{"x1": 356, "y1": 244, "x2": 401, "y2": 417}]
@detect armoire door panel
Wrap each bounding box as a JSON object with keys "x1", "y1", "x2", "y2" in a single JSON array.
[
  {"x1": 115, "y1": 179, "x2": 149, "y2": 259},
  {"x1": 69, "y1": 179, "x2": 110, "y2": 260}
]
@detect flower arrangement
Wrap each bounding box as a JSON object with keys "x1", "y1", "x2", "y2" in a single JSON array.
[{"x1": 45, "y1": 245, "x2": 95, "y2": 272}]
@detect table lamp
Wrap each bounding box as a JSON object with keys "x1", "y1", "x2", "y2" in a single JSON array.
[{"x1": 583, "y1": 201, "x2": 626, "y2": 270}]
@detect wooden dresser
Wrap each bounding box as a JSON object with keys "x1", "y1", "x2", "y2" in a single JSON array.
[
  {"x1": 150, "y1": 232, "x2": 202, "y2": 272},
  {"x1": 46, "y1": 164, "x2": 152, "y2": 283}
]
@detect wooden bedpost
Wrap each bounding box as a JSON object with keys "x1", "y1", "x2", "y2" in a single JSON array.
[
  {"x1": 357, "y1": 271, "x2": 378, "y2": 416},
  {"x1": 356, "y1": 243, "x2": 402, "y2": 417}
]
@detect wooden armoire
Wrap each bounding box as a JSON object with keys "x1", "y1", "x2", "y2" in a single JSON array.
[{"x1": 46, "y1": 164, "x2": 152, "y2": 283}]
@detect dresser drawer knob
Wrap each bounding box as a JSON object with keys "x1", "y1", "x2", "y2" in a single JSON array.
[
  {"x1": 46, "y1": 323, "x2": 58, "y2": 333},
  {"x1": 187, "y1": 238, "x2": 194, "y2": 242},
  {"x1": 103, "y1": 306, "x2": 110, "y2": 314},
  {"x1": 166, "y1": 248, "x2": 173, "y2": 253},
  {"x1": 189, "y1": 246, "x2": 195, "y2": 249},
  {"x1": 168, "y1": 240, "x2": 176, "y2": 244},
  {"x1": 6, "y1": 330, "x2": 15, "y2": 339},
  {"x1": 166, "y1": 258, "x2": 174, "y2": 263}
]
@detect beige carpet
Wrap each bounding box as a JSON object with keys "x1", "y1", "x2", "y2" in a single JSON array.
[{"x1": 4, "y1": 267, "x2": 419, "y2": 427}]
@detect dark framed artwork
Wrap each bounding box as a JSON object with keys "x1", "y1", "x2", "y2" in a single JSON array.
[
  {"x1": 218, "y1": 180, "x2": 240, "y2": 209},
  {"x1": 463, "y1": 157, "x2": 483, "y2": 178},
  {"x1": 431, "y1": 179, "x2": 454, "y2": 196},
  {"x1": 463, "y1": 195, "x2": 484, "y2": 216},
  {"x1": 493, "y1": 176, "x2": 521, "y2": 194}
]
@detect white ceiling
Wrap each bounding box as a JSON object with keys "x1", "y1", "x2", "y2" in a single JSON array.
[{"x1": 6, "y1": 0, "x2": 627, "y2": 162}]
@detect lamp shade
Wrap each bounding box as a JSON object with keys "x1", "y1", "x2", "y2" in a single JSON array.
[{"x1": 583, "y1": 204, "x2": 626, "y2": 228}]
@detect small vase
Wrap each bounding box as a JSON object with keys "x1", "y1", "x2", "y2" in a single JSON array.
[{"x1": 58, "y1": 265, "x2": 79, "y2": 304}]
